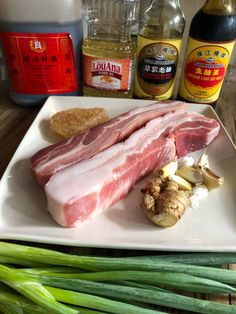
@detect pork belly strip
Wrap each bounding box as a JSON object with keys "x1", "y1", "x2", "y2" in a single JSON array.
[
  {"x1": 45, "y1": 111, "x2": 220, "y2": 228},
  {"x1": 168, "y1": 111, "x2": 220, "y2": 157},
  {"x1": 31, "y1": 100, "x2": 185, "y2": 185}
]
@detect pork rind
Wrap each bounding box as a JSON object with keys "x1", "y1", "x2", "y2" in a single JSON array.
[{"x1": 50, "y1": 107, "x2": 109, "y2": 138}]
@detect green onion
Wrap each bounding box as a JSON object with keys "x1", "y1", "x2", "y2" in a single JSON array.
[
  {"x1": 126, "y1": 252, "x2": 236, "y2": 265},
  {"x1": 0, "y1": 288, "x2": 49, "y2": 314},
  {"x1": 15, "y1": 272, "x2": 236, "y2": 314},
  {"x1": 115, "y1": 281, "x2": 171, "y2": 293},
  {"x1": 0, "y1": 304, "x2": 24, "y2": 314},
  {"x1": 2, "y1": 242, "x2": 236, "y2": 271},
  {"x1": 70, "y1": 306, "x2": 107, "y2": 314},
  {"x1": 45, "y1": 282, "x2": 236, "y2": 314},
  {"x1": 45, "y1": 286, "x2": 166, "y2": 314},
  {"x1": 2, "y1": 241, "x2": 236, "y2": 286},
  {"x1": 1, "y1": 238, "x2": 234, "y2": 286},
  {"x1": 0, "y1": 241, "x2": 97, "y2": 268},
  {"x1": 0, "y1": 264, "x2": 165, "y2": 314},
  {"x1": 0, "y1": 255, "x2": 46, "y2": 267},
  {"x1": 1, "y1": 241, "x2": 236, "y2": 314},
  {"x1": 0, "y1": 241, "x2": 236, "y2": 287},
  {"x1": 21, "y1": 266, "x2": 85, "y2": 275},
  {"x1": 0, "y1": 286, "x2": 109, "y2": 314},
  {"x1": 70, "y1": 307, "x2": 110, "y2": 314},
  {"x1": 0, "y1": 265, "x2": 78, "y2": 314},
  {"x1": 26, "y1": 270, "x2": 236, "y2": 294}
]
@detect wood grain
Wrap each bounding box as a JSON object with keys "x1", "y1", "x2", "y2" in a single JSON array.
[
  {"x1": 0, "y1": 82, "x2": 39, "y2": 177},
  {"x1": 216, "y1": 69, "x2": 236, "y2": 144}
]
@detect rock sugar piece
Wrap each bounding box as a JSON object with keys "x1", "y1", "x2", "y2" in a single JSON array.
[{"x1": 50, "y1": 107, "x2": 109, "y2": 138}]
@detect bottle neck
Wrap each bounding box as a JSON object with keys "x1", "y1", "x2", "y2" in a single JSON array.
[
  {"x1": 87, "y1": 23, "x2": 132, "y2": 42},
  {"x1": 85, "y1": 0, "x2": 139, "y2": 42},
  {"x1": 147, "y1": 0, "x2": 181, "y2": 9},
  {"x1": 139, "y1": 0, "x2": 185, "y2": 38},
  {"x1": 203, "y1": 0, "x2": 235, "y2": 15}
]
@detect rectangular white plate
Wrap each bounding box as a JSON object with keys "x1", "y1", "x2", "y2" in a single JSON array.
[{"x1": 1, "y1": 96, "x2": 236, "y2": 251}]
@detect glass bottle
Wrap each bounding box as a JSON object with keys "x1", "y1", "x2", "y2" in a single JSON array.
[
  {"x1": 134, "y1": 0, "x2": 185, "y2": 100},
  {"x1": 82, "y1": 0, "x2": 139, "y2": 98},
  {"x1": 178, "y1": 0, "x2": 236, "y2": 106}
]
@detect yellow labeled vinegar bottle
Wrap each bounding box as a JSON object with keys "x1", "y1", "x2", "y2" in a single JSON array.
[
  {"x1": 134, "y1": 0, "x2": 185, "y2": 100},
  {"x1": 178, "y1": 0, "x2": 236, "y2": 105},
  {"x1": 82, "y1": 0, "x2": 139, "y2": 98}
]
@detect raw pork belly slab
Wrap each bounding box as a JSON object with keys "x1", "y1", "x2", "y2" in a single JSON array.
[
  {"x1": 31, "y1": 100, "x2": 185, "y2": 185},
  {"x1": 169, "y1": 112, "x2": 220, "y2": 157},
  {"x1": 45, "y1": 110, "x2": 220, "y2": 228}
]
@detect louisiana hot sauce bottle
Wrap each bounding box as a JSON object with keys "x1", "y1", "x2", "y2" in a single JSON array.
[
  {"x1": 178, "y1": 0, "x2": 236, "y2": 105},
  {"x1": 134, "y1": 0, "x2": 185, "y2": 100}
]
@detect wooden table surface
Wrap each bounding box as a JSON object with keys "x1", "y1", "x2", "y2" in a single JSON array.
[{"x1": 0, "y1": 69, "x2": 236, "y2": 313}]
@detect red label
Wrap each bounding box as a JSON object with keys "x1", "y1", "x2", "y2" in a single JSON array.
[
  {"x1": 185, "y1": 59, "x2": 225, "y2": 89},
  {"x1": 1, "y1": 32, "x2": 78, "y2": 94}
]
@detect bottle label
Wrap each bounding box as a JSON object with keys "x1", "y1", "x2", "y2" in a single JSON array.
[
  {"x1": 83, "y1": 55, "x2": 134, "y2": 92},
  {"x1": 1, "y1": 32, "x2": 78, "y2": 94},
  {"x1": 179, "y1": 37, "x2": 235, "y2": 103},
  {"x1": 135, "y1": 36, "x2": 182, "y2": 99}
]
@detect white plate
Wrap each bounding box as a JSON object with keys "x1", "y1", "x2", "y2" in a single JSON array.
[{"x1": 1, "y1": 96, "x2": 236, "y2": 251}]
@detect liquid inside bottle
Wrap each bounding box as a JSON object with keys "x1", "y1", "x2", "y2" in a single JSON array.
[
  {"x1": 0, "y1": 0, "x2": 83, "y2": 106},
  {"x1": 134, "y1": 0, "x2": 185, "y2": 100},
  {"x1": 82, "y1": 0, "x2": 139, "y2": 98}
]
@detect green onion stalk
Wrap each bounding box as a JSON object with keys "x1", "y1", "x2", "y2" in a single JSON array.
[
  {"x1": 0, "y1": 242, "x2": 235, "y2": 284},
  {"x1": 0, "y1": 287, "x2": 110, "y2": 314},
  {"x1": 0, "y1": 288, "x2": 50, "y2": 314},
  {"x1": 0, "y1": 255, "x2": 46, "y2": 267},
  {"x1": 0, "y1": 304, "x2": 24, "y2": 314},
  {"x1": 0, "y1": 265, "x2": 166, "y2": 314},
  {"x1": 26, "y1": 270, "x2": 236, "y2": 294},
  {"x1": 2, "y1": 241, "x2": 236, "y2": 269},
  {"x1": 117, "y1": 280, "x2": 171, "y2": 293},
  {"x1": 1, "y1": 242, "x2": 236, "y2": 314},
  {"x1": 0, "y1": 264, "x2": 78, "y2": 314},
  {"x1": 8, "y1": 268, "x2": 236, "y2": 314},
  {"x1": 46, "y1": 286, "x2": 166, "y2": 314},
  {"x1": 1, "y1": 241, "x2": 236, "y2": 285},
  {"x1": 45, "y1": 284, "x2": 236, "y2": 314},
  {"x1": 126, "y1": 252, "x2": 236, "y2": 265}
]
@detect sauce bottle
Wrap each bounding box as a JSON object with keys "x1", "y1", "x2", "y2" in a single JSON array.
[
  {"x1": 82, "y1": 0, "x2": 139, "y2": 98},
  {"x1": 134, "y1": 0, "x2": 185, "y2": 100},
  {"x1": 0, "y1": 0, "x2": 83, "y2": 106},
  {"x1": 178, "y1": 0, "x2": 236, "y2": 105}
]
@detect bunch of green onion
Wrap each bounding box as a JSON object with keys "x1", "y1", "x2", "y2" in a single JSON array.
[{"x1": 1, "y1": 241, "x2": 236, "y2": 314}]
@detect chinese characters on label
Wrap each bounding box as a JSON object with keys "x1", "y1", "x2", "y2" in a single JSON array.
[
  {"x1": 136, "y1": 41, "x2": 180, "y2": 98},
  {"x1": 182, "y1": 41, "x2": 234, "y2": 101},
  {"x1": 1, "y1": 32, "x2": 78, "y2": 94}
]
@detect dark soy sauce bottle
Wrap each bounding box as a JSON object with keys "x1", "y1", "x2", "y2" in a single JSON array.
[{"x1": 178, "y1": 0, "x2": 236, "y2": 106}]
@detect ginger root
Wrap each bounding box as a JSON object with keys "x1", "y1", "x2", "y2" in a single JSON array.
[{"x1": 141, "y1": 176, "x2": 190, "y2": 228}]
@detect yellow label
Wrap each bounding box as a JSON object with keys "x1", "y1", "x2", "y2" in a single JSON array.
[
  {"x1": 134, "y1": 35, "x2": 182, "y2": 100},
  {"x1": 179, "y1": 37, "x2": 235, "y2": 103}
]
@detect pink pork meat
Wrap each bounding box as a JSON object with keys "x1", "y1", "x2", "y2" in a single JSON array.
[
  {"x1": 45, "y1": 110, "x2": 220, "y2": 228},
  {"x1": 31, "y1": 100, "x2": 185, "y2": 185},
  {"x1": 168, "y1": 112, "x2": 220, "y2": 157}
]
